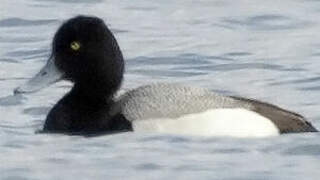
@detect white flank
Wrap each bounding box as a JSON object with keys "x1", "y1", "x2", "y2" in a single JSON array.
[{"x1": 132, "y1": 108, "x2": 280, "y2": 138}]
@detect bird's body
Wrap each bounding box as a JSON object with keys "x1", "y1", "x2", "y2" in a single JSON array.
[
  {"x1": 114, "y1": 83, "x2": 316, "y2": 137},
  {"x1": 14, "y1": 15, "x2": 317, "y2": 137}
]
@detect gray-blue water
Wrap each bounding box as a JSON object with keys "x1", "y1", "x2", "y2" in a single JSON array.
[{"x1": 1, "y1": 0, "x2": 320, "y2": 179}]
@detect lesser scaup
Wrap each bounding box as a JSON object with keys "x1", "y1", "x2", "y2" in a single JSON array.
[{"x1": 14, "y1": 15, "x2": 318, "y2": 137}]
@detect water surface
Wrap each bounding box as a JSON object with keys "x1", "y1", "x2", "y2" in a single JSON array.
[{"x1": 0, "y1": 0, "x2": 319, "y2": 179}]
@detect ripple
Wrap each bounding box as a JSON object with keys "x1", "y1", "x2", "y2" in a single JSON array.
[
  {"x1": 126, "y1": 6, "x2": 158, "y2": 11},
  {"x1": 210, "y1": 148, "x2": 248, "y2": 154},
  {"x1": 5, "y1": 49, "x2": 48, "y2": 58},
  {"x1": 223, "y1": 52, "x2": 252, "y2": 57},
  {"x1": 129, "y1": 69, "x2": 206, "y2": 77},
  {"x1": 138, "y1": 135, "x2": 172, "y2": 142},
  {"x1": 0, "y1": 58, "x2": 19, "y2": 63},
  {"x1": 44, "y1": 157, "x2": 69, "y2": 164},
  {"x1": 182, "y1": 63, "x2": 289, "y2": 72},
  {"x1": 269, "y1": 76, "x2": 320, "y2": 86},
  {"x1": 34, "y1": 0, "x2": 103, "y2": 3},
  {"x1": 0, "y1": 78, "x2": 24, "y2": 81},
  {"x1": 127, "y1": 54, "x2": 213, "y2": 66},
  {"x1": 2, "y1": 176, "x2": 31, "y2": 180},
  {"x1": 135, "y1": 163, "x2": 163, "y2": 170},
  {"x1": 283, "y1": 144, "x2": 320, "y2": 156},
  {"x1": 0, "y1": 95, "x2": 25, "y2": 106},
  {"x1": 3, "y1": 141, "x2": 26, "y2": 149},
  {"x1": 3, "y1": 167, "x2": 30, "y2": 174},
  {"x1": 174, "y1": 164, "x2": 213, "y2": 172},
  {"x1": 110, "y1": 28, "x2": 129, "y2": 34},
  {"x1": 0, "y1": 18, "x2": 57, "y2": 27},
  {"x1": 138, "y1": 134, "x2": 191, "y2": 143},
  {"x1": 23, "y1": 107, "x2": 51, "y2": 116},
  {"x1": 223, "y1": 14, "x2": 311, "y2": 31},
  {"x1": 299, "y1": 86, "x2": 320, "y2": 91},
  {"x1": 0, "y1": 36, "x2": 45, "y2": 43}
]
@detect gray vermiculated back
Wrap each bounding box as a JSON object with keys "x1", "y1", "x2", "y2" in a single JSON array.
[
  {"x1": 113, "y1": 83, "x2": 317, "y2": 133},
  {"x1": 115, "y1": 83, "x2": 253, "y2": 121}
]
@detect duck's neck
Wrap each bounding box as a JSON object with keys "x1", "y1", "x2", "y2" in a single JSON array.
[
  {"x1": 70, "y1": 80, "x2": 121, "y2": 107},
  {"x1": 43, "y1": 79, "x2": 126, "y2": 134}
]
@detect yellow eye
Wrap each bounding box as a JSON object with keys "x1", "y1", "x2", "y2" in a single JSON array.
[{"x1": 70, "y1": 41, "x2": 81, "y2": 51}]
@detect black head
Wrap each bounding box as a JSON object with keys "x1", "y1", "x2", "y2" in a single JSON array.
[{"x1": 52, "y1": 16, "x2": 124, "y2": 93}]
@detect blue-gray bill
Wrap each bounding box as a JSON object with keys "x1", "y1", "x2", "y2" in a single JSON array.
[{"x1": 14, "y1": 57, "x2": 63, "y2": 94}]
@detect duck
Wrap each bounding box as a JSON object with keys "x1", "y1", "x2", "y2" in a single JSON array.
[{"x1": 14, "y1": 15, "x2": 318, "y2": 137}]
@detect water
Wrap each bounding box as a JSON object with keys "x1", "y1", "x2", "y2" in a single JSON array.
[{"x1": 0, "y1": 0, "x2": 320, "y2": 179}]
